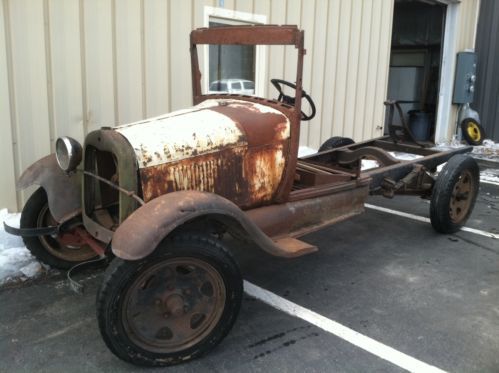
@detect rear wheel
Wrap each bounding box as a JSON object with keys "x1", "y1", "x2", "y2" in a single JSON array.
[
  {"x1": 96, "y1": 233, "x2": 242, "y2": 367},
  {"x1": 318, "y1": 136, "x2": 355, "y2": 152},
  {"x1": 20, "y1": 187, "x2": 97, "y2": 269},
  {"x1": 430, "y1": 155, "x2": 479, "y2": 233}
]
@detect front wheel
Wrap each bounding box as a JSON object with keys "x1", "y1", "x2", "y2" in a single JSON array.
[
  {"x1": 430, "y1": 155, "x2": 479, "y2": 233},
  {"x1": 96, "y1": 233, "x2": 243, "y2": 367},
  {"x1": 20, "y1": 187, "x2": 98, "y2": 269}
]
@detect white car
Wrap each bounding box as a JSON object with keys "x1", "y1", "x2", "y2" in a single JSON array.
[{"x1": 209, "y1": 79, "x2": 255, "y2": 95}]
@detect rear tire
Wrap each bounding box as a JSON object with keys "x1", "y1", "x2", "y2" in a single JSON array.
[
  {"x1": 96, "y1": 233, "x2": 242, "y2": 367},
  {"x1": 318, "y1": 136, "x2": 355, "y2": 152},
  {"x1": 430, "y1": 155, "x2": 479, "y2": 233}
]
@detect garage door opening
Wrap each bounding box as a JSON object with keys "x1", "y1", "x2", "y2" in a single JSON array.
[{"x1": 386, "y1": 0, "x2": 446, "y2": 143}]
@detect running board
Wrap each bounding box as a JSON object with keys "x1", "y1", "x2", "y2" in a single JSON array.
[{"x1": 273, "y1": 237, "x2": 318, "y2": 256}]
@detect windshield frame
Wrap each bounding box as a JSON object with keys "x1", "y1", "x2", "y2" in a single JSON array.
[{"x1": 189, "y1": 25, "x2": 305, "y2": 114}]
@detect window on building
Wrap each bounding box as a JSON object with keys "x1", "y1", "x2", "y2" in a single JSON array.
[
  {"x1": 203, "y1": 7, "x2": 266, "y2": 96},
  {"x1": 209, "y1": 21, "x2": 255, "y2": 93}
]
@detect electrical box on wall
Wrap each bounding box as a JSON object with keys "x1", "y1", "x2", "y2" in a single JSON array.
[{"x1": 452, "y1": 51, "x2": 477, "y2": 104}]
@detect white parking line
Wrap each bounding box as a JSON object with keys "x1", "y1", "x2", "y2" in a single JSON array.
[
  {"x1": 481, "y1": 179, "x2": 499, "y2": 186},
  {"x1": 244, "y1": 281, "x2": 447, "y2": 373},
  {"x1": 365, "y1": 204, "x2": 499, "y2": 240}
]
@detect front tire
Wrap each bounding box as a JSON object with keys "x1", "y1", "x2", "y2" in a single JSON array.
[
  {"x1": 96, "y1": 233, "x2": 243, "y2": 367},
  {"x1": 430, "y1": 155, "x2": 479, "y2": 233},
  {"x1": 20, "y1": 187, "x2": 98, "y2": 269}
]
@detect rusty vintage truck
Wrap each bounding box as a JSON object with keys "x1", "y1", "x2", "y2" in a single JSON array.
[{"x1": 5, "y1": 25, "x2": 479, "y2": 366}]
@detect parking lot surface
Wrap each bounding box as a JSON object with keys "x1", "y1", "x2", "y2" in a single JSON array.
[{"x1": 1, "y1": 182, "x2": 498, "y2": 372}]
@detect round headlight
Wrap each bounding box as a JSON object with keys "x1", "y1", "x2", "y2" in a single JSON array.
[{"x1": 55, "y1": 136, "x2": 82, "y2": 172}]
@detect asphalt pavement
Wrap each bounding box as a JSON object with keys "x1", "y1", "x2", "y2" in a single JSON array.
[{"x1": 1, "y1": 182, "x2": 498, "y2": 372}]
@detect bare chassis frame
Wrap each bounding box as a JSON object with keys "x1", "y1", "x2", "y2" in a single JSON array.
[{"x1": 299, "y1": 136, "x2": 472, "y2": 199}]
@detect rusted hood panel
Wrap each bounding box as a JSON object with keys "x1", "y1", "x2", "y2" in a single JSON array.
[
  {"x1": 115, "y1": 99, "x2": 290, "y2": 168},
  {"x1": 115, "y1": 99, "x2": 291, "y2": 207}
]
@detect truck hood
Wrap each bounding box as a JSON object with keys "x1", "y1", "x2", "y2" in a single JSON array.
[{"x1": 115, "y1": 99, "x2": 290, "y2": 169}]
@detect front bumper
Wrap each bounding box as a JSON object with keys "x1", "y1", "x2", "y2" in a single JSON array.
[{"x1": 3, "y1": 222, "x2": 58, "y2": 237}]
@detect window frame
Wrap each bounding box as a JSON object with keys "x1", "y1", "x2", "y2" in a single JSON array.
[{"x1": 203, "y1": 6, "x2": 267, "y2": 97}]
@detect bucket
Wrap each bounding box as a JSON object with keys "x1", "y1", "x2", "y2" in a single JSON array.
[{"x1": 408, "y1": 110, "x2": 431, "y2": 141}]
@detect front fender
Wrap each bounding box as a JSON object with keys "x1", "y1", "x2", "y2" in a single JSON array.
[
  {"x1": 112, "y1": 190, "x2": 296, "y2": 260},
  {"x1": 18, "y1": 154, "x2": 81, "y2": 221}
]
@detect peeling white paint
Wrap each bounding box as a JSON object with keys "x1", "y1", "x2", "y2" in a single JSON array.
[
  {"x1": 115, "y1": 99, "x2": 221, "y2": 129},
  {"x1": 116, "y1": 101, "x2": 246, "y2": 168}
]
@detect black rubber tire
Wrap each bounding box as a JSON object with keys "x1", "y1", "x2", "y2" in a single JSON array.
[
  {"x1": 318, "y1": 136, "x2": 355, "y2": 152},
  {"x1": 461, "y1": 118, "x2": 485, "y2": 146},
  {"x1": 96, "y1": 233, "x2": 243, "y2": 367},
  {"x1": 430, "y1": 155, "x2": 479, "y2": 234},
  {"x1": 20, "y1": 187, "x2": 97, "y2": 269}
]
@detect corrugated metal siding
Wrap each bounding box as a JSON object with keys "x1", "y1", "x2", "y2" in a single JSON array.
[
  {"x1": 303, "y1": 0, "x2": 394, "y2": 150},
  {"x1": 0, "y1": 0, "x2": 17, "y2": 212},
  {"x1": 0, "y1": 0, "x2": 477, "y2": 212},
  {"x1": 0, "y1": 0, "x2": 393, "y2": 212},
  {"x1": 456, "y1": 0, "x2": 480, "y2": 52},
  {"x1": 473, "y1": 0, "x2": 499, "y2": 141}
]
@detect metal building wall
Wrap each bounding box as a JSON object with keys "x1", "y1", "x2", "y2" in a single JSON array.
[
  {"x1": 0, "y1": 0, "x2": 482, "y2": 213},
  {"x1": 0, "y1": 0, "x2": 397, "y2": 212},
  {"x1": 0, "y1": 0, "x2": 479, "y2": 214},
  {"x1": 473, "y1": 0, "x2": 499, "y2": 141}
]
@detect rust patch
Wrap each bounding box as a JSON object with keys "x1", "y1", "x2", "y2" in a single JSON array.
[
  {"x1": 243, "y1": 143, "x2": 288, "y2": 203},
  {"x1": 190, "y1": 25, "x2": 301, "y2": 46},
  {"x1": 246, "y1": 184, "x2": 369, "y2": 239},
  {"x1": 140, "y1": 147, "x2": 251, "y2": 206},
  {"x1": 210, "y1": 102, "x2": 290, "y2": 147},
  {"x1": 140, "y1": 140, "x2": 289, "y2": 209}
]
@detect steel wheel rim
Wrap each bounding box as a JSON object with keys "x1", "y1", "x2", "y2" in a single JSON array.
[
  {"x1": 466, "y1": 122, "x2": 481, "y2": 142},
  {"x1": 449, "y1": 169, "x2": 474, "y2": 223},
  {"x1": 122, "y1": 257, "x2": 226, "y2": 354},
  {"x1": 37, "y1": 204, "x2": 96, "y2": 262}
]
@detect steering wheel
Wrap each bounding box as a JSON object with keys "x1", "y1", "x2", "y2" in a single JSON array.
[{"x1": 271, "y1": 78, "x2": 316, "y2": 121}]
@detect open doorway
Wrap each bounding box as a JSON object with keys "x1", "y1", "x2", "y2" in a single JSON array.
[{"x1": 386, "y1": 0, "x2": 446, "y2": 143}]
